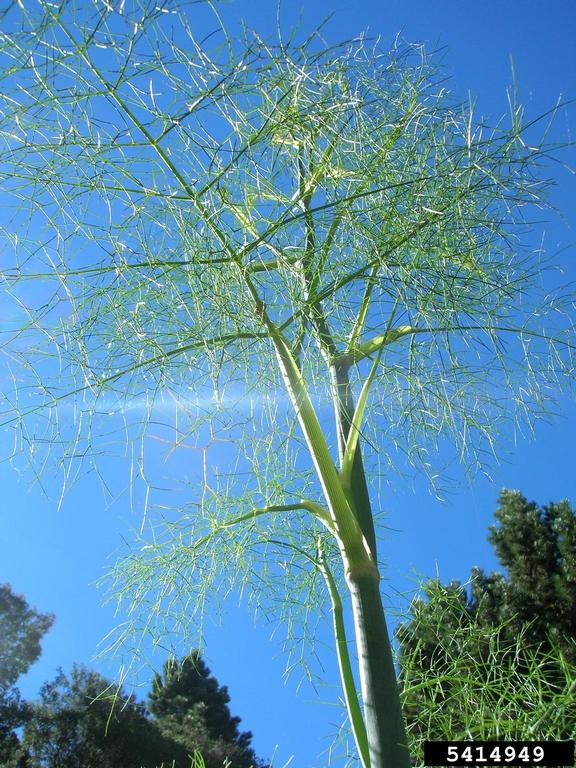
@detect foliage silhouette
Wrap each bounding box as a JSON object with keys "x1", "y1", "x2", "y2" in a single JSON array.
[
  {"x1": 23, "y1": 665, "x2": 183, "y2": 768},
  {"x1": 0, "y1": 585, "x2": 53, "y2": 767}
]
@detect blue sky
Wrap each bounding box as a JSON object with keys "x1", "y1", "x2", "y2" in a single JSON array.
[{"x1": 1, "y1": 2, "x2": 575, "y2": 767}]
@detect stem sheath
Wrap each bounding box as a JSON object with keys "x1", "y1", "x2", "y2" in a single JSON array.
[{"x1": 347, "y1": 565, "x2": 411, "y2": 768}]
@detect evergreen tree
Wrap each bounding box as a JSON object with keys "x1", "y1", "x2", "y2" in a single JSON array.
[
  {"x1": 396, "y1": 490, "x2": 576, "y2": 751},
  {"x1": 0, "y1": 585, "x2": 53, "y2": 767},
  {"x1": 483, "y1": 490, "x2": 576, "y2": 654},
  {"x1": 23, "y1": 665, "x2": 185, "y2": 768},
  {"x1": 149, "y1": 653, "x2": 265, "y2": 768}
]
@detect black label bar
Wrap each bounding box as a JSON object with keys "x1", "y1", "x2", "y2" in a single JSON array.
[{"x1": 424, "y1": 741, "x2": 575, "y2": 766}]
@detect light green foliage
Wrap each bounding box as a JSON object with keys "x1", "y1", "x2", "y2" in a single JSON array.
[
  {"x1": 400, "y1": 618, "x2": 576, "y2": 767},
  {"x1": 0, "y1": 2, "x2": 574, "y2": 766},
  {"x1": 397, "y1": 490, "x2": 576, "y2": 764}
]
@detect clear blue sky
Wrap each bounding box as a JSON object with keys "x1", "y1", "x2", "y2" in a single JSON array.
[{"x1": 1, "y1": 2, "x2": 575, "y2": 767}]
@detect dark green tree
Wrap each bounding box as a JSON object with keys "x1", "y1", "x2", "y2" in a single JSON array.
[
  {"x1": 481, "y1": 490, "x2": 576, "y2": 653},
  {"x1": 0, "y1": 688, "x2": 30, "y2": 768},
  {"x1": 0, "y1": 585, "x2": 54, "y2": 767},
  {"x1": 396, "y1": 490, "x2": 576, "y2": 754},
  {"x1": 0, "y1": 585, "x2": 54, "y2": 690},
  {"x1": 23, "y1": 665, "x2": 185, "y2": 768},
  {"x1": 149, "y1": 653, "x2": 265, "y2": 768}
]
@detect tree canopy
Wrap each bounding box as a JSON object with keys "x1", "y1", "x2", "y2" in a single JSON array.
[
  {"x1": 1, "y1": 2, "x2": 574, "y2": 766},
  {"x1": 22, "y1": 665, "x2": 178, "y2": 768},
  {"x1": 0, "y1": 584, "x2": 53, "y2": 767},
  {"x1": 0, "y1": 584, "x2": 264, "y2": 768},
  {"x1": 0, "y1": 585, "x2": 54, "y2": 691},
  {"x1": 19, "y1": 658, "x2": 266, "y2": 768}
]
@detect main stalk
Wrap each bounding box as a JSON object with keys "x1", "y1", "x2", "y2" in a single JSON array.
[{"x1": 346, "y1": 561, "x2": 411, "y2": 768}]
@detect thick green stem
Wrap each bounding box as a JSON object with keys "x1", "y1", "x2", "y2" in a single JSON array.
[{"x1": 346, "y1": 565, "x2": 411, "y2": 768}]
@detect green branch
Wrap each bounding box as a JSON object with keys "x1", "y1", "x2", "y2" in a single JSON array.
[
  {"x1": 340, "y1": 326, "x2": 428, "y2": 367},
  {"x1": 337, "y1": 324, "x2": 576, "y2": 368},
  {"x1": 188, "y1": 500, "x2": 334, "y2": 553},
  {"x1": 317, "y1": 541, "x2": 371, "y2": 768},
  {"x1": 248, "y1": 291, "x2": 368, "y2": 563},
  {"x1": 340, "y1": 300, "x2": 400, "y2": 490}
]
